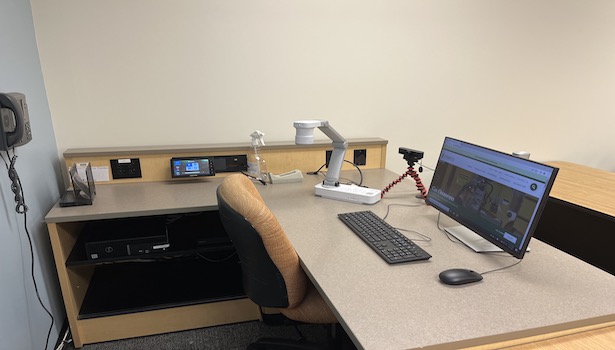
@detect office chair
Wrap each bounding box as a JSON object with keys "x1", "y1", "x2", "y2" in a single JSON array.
[{"x1": 216, "y1": 174, "x2": 340, "y2": 350}]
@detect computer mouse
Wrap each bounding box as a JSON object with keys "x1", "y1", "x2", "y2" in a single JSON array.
[{"x1": 438, "y1": 268, "x2": 483, "y2": 285}]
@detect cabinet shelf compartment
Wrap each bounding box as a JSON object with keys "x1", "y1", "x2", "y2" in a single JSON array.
[
  {"x1": 66, "y1": 211, "x2": 232, "y2": 266},
  {"x1": 77, "y1": 255, "x2": 244, "y2": 319}
]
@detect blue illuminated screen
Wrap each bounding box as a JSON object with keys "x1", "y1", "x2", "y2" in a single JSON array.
[{"x1": 170, "y1": 157, "x2": 215, "y2": 178}]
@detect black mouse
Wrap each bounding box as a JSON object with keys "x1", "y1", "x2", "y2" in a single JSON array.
[{"x1": 439, "y1": 268, "x2": 483, "y2": 285}]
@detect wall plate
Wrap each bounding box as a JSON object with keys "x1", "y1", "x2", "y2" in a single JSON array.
[{"x1": 110, "y1": 158, "x2": 142, "y2": 179}]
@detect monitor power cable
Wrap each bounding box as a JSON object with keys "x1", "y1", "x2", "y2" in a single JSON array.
[
  {"x1": 478, "y1": 259, "x2": 523, "y2": 276},
  {"x1": 436, "y1": 212, "x2": 461, "y2": 243}
]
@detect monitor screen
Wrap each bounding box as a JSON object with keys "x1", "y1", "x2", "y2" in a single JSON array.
[
  {"x1": 426, "y1": 137, "x2": 558, "y2": 259},
  {"x1": 170, "y1": 156, "x2": 215, "y2": 178}
]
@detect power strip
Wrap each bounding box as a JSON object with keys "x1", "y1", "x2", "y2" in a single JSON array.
[{"x1": 314, "y1": 183, "x2": 381, "y2": 205}]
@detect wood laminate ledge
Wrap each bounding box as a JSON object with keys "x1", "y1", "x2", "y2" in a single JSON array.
[{"x1": 63, "y1": 138, "x2": 388, "y2": 157}]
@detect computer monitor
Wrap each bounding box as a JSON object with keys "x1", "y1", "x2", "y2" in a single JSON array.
[{"x1": 426, "y1": 137, "x2": 558, "y2": 259}]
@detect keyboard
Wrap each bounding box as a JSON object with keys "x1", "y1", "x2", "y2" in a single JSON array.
[{"x1": 338, "y1": 210, "x2": 431, "y2": 264}]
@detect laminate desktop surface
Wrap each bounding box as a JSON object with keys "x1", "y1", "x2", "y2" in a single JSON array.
[
  {"x1": 46, "y1": 180, "x2": 221, "y2": 223},
  {"x1": 45, "y1": 168, "x2": 615, "y2": 350},
  {"x1": 259, "y1": 169, "x2": 615, "y2": 350}
]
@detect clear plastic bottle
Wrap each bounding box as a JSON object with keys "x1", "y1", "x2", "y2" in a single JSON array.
[{"x1": 248, "y1": 130, "x2": 268, "y2": 183}]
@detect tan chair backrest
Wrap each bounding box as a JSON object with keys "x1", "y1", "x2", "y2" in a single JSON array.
[{"x1": 218, "y1": 174, "x2": 308, "y2": 308}]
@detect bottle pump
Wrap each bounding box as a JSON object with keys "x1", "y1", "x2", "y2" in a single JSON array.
[{"x1": 248, "y1": 130, "x2": 268, "y2": 183}]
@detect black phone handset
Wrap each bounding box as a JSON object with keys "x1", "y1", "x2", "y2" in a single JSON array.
[{"x1": 0, "y1": 93, "x2": 25, "y2": 151}]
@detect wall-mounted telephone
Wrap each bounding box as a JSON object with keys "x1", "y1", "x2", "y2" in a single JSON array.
[{"x1": 0, "y1": 92, "x2": 32, "y2": 150}]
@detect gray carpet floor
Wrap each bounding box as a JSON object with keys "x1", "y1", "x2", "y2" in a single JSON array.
[{"x1": 62, "y1": 321, "x2": 334, "y2": 350}]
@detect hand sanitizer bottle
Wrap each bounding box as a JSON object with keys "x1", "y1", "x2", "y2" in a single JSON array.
[{"x1": 248, "y1": 130, "x2": 268, "y2": 183}]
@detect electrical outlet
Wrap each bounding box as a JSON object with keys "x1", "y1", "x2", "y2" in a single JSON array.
[
  {"x1": 213, "y1": 155, "x2": 248, "y2": 173},
  {"x1": 354, "y1": 149, "x2": 367, "y2": 166},
  {"x1": 110, "y1": 158, "x2": 142, "y2": 179}
]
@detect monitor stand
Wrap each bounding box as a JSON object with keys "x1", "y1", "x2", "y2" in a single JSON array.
[{"x1": 444, "y1": 226, "x2": 506, "y2": 253}]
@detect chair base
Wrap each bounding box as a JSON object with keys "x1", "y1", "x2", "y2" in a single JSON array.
[
  {"x1": 246, "y1": 323, "x2": 357, "y2": 350},
  {"x1": 247, "y1": 337, "x2": 324, "y2": 350}
]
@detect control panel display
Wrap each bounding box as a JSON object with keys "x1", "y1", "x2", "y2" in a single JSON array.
[{"x1": 170, "y1": 156, "x2": 215, "y2": 178}]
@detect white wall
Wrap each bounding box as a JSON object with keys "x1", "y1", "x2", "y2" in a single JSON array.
[
  {"x1": 1, "y1": 1, "x2": 65, "y2": 349},
  {"x1": 31, "y1": 0, "x2": 615, "y2": 178}
]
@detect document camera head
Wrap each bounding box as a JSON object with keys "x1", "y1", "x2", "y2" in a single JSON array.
[{"x1": 293, "y1": 120, "x2": 327, "y2": 145}]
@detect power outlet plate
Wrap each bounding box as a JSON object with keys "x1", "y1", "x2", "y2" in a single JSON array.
[
  {"x1": 110, "y1": 158, "x2": 142, "y2": 179},
  {"x1": 325, "y1": 150, "x2": 332, "y2": 168},
  {"x1": 354, "y1": 149, "x2": 367, "y2": 166},
  {"x1": 213, "y1": 155, "x2": 248, "y2": 173}
]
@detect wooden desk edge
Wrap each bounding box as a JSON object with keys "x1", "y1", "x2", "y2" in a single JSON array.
[
  {"x1": 463, "y1": 319, "x2": 615, "y2": 350},
  {"x1": 545, "y1": 161, "x2": 615, "y2": 217},
  {"x1": 63, "y1": 137, "x2": 388, "y2": 157}
]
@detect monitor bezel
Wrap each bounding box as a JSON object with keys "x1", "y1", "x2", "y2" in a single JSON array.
[
  {"x1": 426, "y1": 137, "x2": 559, "y2": 259},
  {"x1": 170, "y1": 156, "x2": 216, "y2": 178}
]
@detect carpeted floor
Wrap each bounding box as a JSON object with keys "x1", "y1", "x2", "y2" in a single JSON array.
[{"x1": 62, "y1": 321, "x2": 336, "y2": 350}]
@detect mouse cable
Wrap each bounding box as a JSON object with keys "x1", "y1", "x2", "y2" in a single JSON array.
[
  {"x1": 381, "y1": 203, "x2": 431, "y2": 242},
  {"x1": 434, "y1": 212, "x2": 524, "y2": 275},
  {"x1": 395, "y1": 227, "x2": 432, "y2": 242},
  {"x1": 479, "y1": 258, "x2": 523, "y2": 276},
  {"x1": 1, "y1": 149, "x2": 55, "y2": 350}
]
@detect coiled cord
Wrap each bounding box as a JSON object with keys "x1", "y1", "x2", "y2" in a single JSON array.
[
  {"x1": 2, "y1": 149, "x2": 53, "y2": 350},
  {"x1": 7, "y1": 154, "x2": 28, "y2": 213}
]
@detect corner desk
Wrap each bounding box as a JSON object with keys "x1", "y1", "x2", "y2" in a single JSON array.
[
  {"x1": 261, "y1": 167, "x2": 615, "y2": 350},
  {"x1": 46, "y1": 151, "x2": 615, "y2": 349},
  {"x1": 45, "y1": 139, "x2": 388, "y2": 348}
]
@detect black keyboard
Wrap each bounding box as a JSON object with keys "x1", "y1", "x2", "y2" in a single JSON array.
[{"x1": 338, "y1": 210, "x2": 431, "y2": 264}]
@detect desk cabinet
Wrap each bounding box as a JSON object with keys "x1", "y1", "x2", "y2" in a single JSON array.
[
  {"x1": 535, "y1": 161, "x2": 615, "y2": 276},
  {"x1": 47, "y1": 139, "x2": 388, "y2": 347},
  {"x1": 47, "y1": 209, "x2": 260, "y2": 348}
]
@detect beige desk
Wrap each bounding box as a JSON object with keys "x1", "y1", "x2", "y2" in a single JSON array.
[
  {"x1": 260, "y1": 168, "x2": 615, "y2": 350},
  {"x1": 46, "y1": 138, "x2": 388, "y2": 348},
  {"x1": 46, "y1": 166, "x2": 615, "y2": 349},
  {"x1": 45, "y1": 180, "x2": 262, "y2": 347}
]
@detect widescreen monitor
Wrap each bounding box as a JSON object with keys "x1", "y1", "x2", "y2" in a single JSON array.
[{"x1": 426, "y1": 137, "x2": 558, "y2": 259}]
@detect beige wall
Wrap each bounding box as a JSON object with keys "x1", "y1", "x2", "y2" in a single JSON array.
[{"x1": 31, "y1": 1, "x2": 615, "y2": 177}]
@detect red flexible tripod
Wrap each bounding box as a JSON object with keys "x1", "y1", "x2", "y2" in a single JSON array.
[{"x1": 381, "y1": 147, "x2": 427, "y2": 200}]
